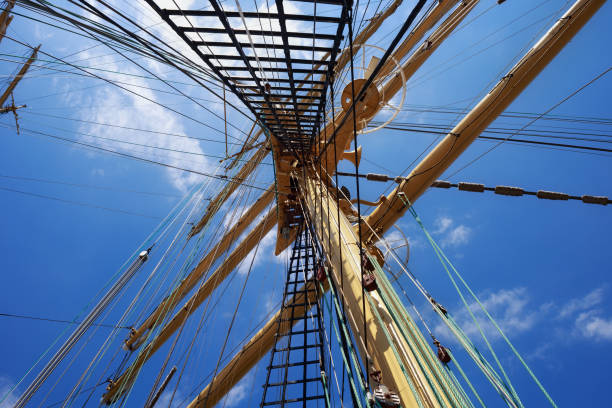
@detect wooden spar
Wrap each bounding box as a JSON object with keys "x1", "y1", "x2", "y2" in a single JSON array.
[
  {"x1": 333, "y1": 0, "x2": 406, "y2": 75},
  {"x1": 183, "y1": 172, "x2": 459, "y2": 408},
  {"x1": 165, "y1": 1, "x2": 603, "y2": 404},
  {"x1": 121, "y1": 0, "x2": 428, "y2": 364},
  {"x1": 102, "y1": 207, "x2": 277, "y2": 404},
  {"x1": 188, "y1": 140, "x2": 268, "y2": 238},
  {"x1": 374, "y1": 0, "x2": 459, "y2": 81},
  {"x1": 0, "y1": 45, "x2": 40, "y2": 106},
  {"x1": 162, "y1": 2, "x2": 482, "y2": 404},
  {"x1": 124, "y1": 186, "x2": 275, "y2": 350},
  {"x1": 316, "y1": 0, "x2": 477, "y2": 177},
  {"x1": 0, "y1": 0, "x2": 15, "y2": 43},
  {"x1": 185, "y1": 279, "x2": 327, "y2": 408},
  {"x1": 363, "y1": 0, "x2": 606, "y2": 242},
  {"x1": 379, "y1": 0, "x2": 480, "y2": 107},
  {"x1": 301, "y1": 175, "x2": 454, "y2": 408}
]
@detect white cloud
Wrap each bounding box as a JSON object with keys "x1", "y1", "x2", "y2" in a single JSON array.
[
  {"x1": 155, "y1": 387, "x2": 184, "y2": 408},
  {"x1": 91, "y1": 168, "x2": 105, "y2": 177},
  {"x1": 221, "y1": 372, "x2": 253, "y2": 407},
  {"x1": 434, "y1": 216, "x2": 453, "y2": 234},
  {"x1": 63, "y1": 46, "x2": 217, "y2": 193},
  {"x1": 442, "y1": 224, "x2": 472, "y2": 247},
  {"x1": 431, "y1": 216, "x2": 472, "y2": 248},
  {"x1": 236, "y1": 229, "x2": 285, "y2": 275},
  {"x1": 559, "y1": 287, "x2": 604, "y2": 318},
  {"x1": 435, "y1": 287, "x2": 539, "y2": 343},
  {"x1": 575, "y1": 311, "x2": 612, "y2": 341},
  {"x1": 0, "y1": 377, "x2": 18, "y2": 408}
]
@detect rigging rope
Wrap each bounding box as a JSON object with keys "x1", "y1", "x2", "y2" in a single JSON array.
[{"x1": 400, "y1": 195, "x2": 558, "y2": 408}]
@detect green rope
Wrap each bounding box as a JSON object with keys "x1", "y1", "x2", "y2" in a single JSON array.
[
  {"x1": 446, "y1": 349, "x2": 485, "y2": 408},
  {"x1": 401, "y1": 195, "x2": 557, "y2": 408},
  {"x1": 0, "y1": 184, "x2": 194, "y2": 406},
  {"x1": 319, "y1": 281, "x2": 365, "y2": 408},
  {"x1": 374, "y1": 257, "x2": 470, "y2": 408}
]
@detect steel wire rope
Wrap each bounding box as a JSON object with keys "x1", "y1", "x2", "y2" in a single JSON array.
[
  {"x1": 403, "y1": 201, "x2": 554, "y2": 407},
  {"x1": 344, "y1": 7, "x2": 372, "y2": 393},
  {"x1": 376, "y1": 0, "x2": 573, "y2": 190},
  {"x1": 371, "y1": 120, "x2": 612, "y2": 141},
  {"x1": 3, "y1": 35, "x2": 248, "y2": 141},
  {"x1": 0, "y1": 185, "x2": 163, "y2": 219},
  {"x1": 73, "y1": 187, "x2": 208, "y2": 408},
  {"x1": 312, "y1": 166, "x2": 429, "y2": 407},
  {"x1": 35, "y1": 257, "x2": 159, "y2": 408},
  {"x1": 207, "y1": 189, "x2": 284, "y2": 408},
  {"x1": 0, "y1": 313, "x2": 131, "y2": 329},
  {"x1": 23, "y1": 0, "x2": 165, "y2": 73},
  {"x1": 20, "y1": 110, "x2": 245, "y2": 148},
  {"x1": 300, "y1": 195, "x2": 365, "y2": 407},
  {"x1": 143, "y1": 165, "x2": 262, "y2": 398},
  {"x1": 0, "y1": 173, "x2": 182, "y2": 199},
  {"x1": 407, "y1": 0, "x2": 560, "y2": 91},
  {"x1": 66, "y1": 192, "x2": 204, "y2": 407},
  {"x1": 16, "y1": 118, "x2": 275, "y2": 164},
  {"x1": 18, "y1": 0, "x2": 217, "y2": 79},
  {"x1": 374, "y1": 0, "x2": 581, "y2": 200},
  {"x1": 101, "y1": 184, "x2": 215, "y2": 407},
  {"x1": 195, "y1": 199, "x2": 272, "y2": 407},
  {"x1": 147, "y1": 166, "x2": 266, "y2": 408},
  {"x1": 332, "y1": 178, "x2": 538, "y2": 406},
  {"x1": 169, "y1": 298, "x2": 282, "y2": 407},
  {"x1": 1, "y1": 122, "x2": 277, "y2": 193},
  {"x1": 64, "y1": 185, "x2": 210, "y2": 408},
  {"x1": 0, "y1": 54, "x2": 233, "y2": 110},
  {"x1": 317, "y1": 0, "x2": 427, "y2": 162},
  {"x1": 66, "y1": 0, "x2": 254, "y2": 141},
  {"x1": 1, "y1": 180, "x2": 197, "y2": 407},
  {"x1": 329, "y1": 69, "x2": 354, "y2": 405},
  {"x1": 114, "y1": 176, "x2": 238, "y2": 391},
  {"x1": 363, "y1": 1, "x2": 578, "y2": 232},
  {"x1": 15, "y1": 1, "x2": 180, "y2": 70},
  {"x1": 368, "y1": 123, "x2": 612, "y2": 152},
  {"x1": 449, "y1": 64, "x2": 612, "y2": 178}
]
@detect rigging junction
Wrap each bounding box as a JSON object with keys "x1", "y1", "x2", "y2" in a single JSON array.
[{"x1": 2, "y1": 0, "x2": 609, "y2": 407}]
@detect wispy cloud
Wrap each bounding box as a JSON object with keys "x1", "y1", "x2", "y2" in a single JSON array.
[
  {"x1": 0, "y1": 377, "x2": 18, "y2": 408},
  {"x1": 221, "y1": 372, "x2": 254, "y2": 407},
  {"x1": 575, "y1": 311, "x2": 612, "y2": 341},
  {"x1": 442, "y1": 224, "x2": 471, "y2": 247},
  {"x1": 434, "y1": 216, "x2": 453, "y2": 234},
  {"x1": 431, "y1": 215, "x2": 472, "y2": 248},
  {"x1": 156, "y1": 387, "x2": 185, "y2": 408},
  {"x1": 558, "y1": 287, "x2": 604, "y2": 318},
  {"x1": 435, "y1": 287, "x2": 540, "y2": 343}
]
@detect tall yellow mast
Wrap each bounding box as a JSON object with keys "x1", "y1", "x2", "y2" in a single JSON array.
[{"x1": 0, "y1": 0, "x2": 15, "y2": 44}]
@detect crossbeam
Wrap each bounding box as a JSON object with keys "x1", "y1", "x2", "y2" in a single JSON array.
[
  {"x1": 103, "y1": 207, "x2": 277, "y2": 403},
  {"x1": 363, "y1": 0, "x2": 606, "y2": 242}
]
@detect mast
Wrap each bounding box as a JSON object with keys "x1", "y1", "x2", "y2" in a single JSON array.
[
  {"x1": 363, "y1": 0, "x2": 607, "y2": 242},
  {"x1": 0, "y1": 45, "x2": 40, "y2": 107},
  {"x1": 0, "y1": 0, "x2": 15, "y2": 43},
  {"x1": 179, "y1": 1, "x2": 604, "y2": 406}
]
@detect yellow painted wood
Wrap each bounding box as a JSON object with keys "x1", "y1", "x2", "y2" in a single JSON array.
[
  {"x1": 364, "y1": 0, "x2": 606, "y2": 242},
  {"x1": 102, "y1": 207, "x2": 277, "y2": 403},
  {"x1": 0, "y1": 45, "x2": 39, "y2": 106},
  {"x1": 188, "y1": 140, "x2": 268, "y2": 238},
  {"x1": 124, "y1": 187, "x2": 275, "y2": 350},
  {"x1": 302, "y1": 175, "x2": 450, "y2": 408}
]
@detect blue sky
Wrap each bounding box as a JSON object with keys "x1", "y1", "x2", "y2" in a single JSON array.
[{"x1": 1, "y1": 0, "x2": 611, "y2": 407}]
